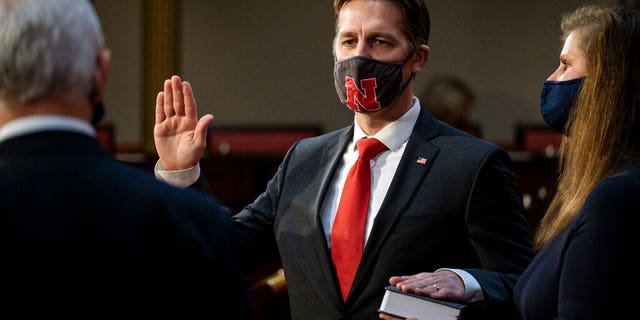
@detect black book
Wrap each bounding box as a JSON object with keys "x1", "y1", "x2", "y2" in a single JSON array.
[{"x1": 378, "y1": 285, "x2": 471, "y2": 319}]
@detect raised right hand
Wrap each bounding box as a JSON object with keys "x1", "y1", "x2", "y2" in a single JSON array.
[{"x1": 154, "y1": 75, "x2": 214, "y2": 170}]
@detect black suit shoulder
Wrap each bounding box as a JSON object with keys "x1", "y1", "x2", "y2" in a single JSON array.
[{"x1": 0, "y1": 132, "x2": 250, "y2": 317}]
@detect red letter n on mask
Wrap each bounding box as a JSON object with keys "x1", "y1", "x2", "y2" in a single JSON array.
[{"x1": 345, "y1": 77, "x2": 381, "y2": 112}]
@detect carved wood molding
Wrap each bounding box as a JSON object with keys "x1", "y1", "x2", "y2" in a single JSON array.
[{"x1": 142, "y1": 0, "x2": 180, "y2": 153}]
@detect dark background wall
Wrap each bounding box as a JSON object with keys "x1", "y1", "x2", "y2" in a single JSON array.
[{"x1": 95, "y1": 0, "x2": 617, "y2": 150}]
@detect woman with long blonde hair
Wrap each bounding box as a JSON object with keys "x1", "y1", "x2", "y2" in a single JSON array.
[
  {"x1": 384, "y1": 5, "x2": 640, "y2": 320},
  {"x1": 510, "y1": 5, "x2": 640, "y2": 319}
]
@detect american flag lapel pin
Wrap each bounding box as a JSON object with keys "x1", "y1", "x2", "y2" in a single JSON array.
[{"x1": 416, "y1": 157, "x2": 427, "y2": 165}]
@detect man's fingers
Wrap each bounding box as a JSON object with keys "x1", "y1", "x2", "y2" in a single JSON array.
[
  {"x1": 183, "y1": 81, "x2": 197, "y2": 119},
  {"x1": 163, "y1": 79, "x2": 174, "y2": 117},
  {"x1": 155, "y1": 92, "x2": 166, "y2": 124},
  {"x1": 171, "y1": 75, "x2": 185, "y2": 116},
  {"x1": 194, "y1": 114, "x2": 215, "y2": 146}
]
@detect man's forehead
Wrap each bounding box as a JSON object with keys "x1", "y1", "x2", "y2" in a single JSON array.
[{"x1": 336, "y1": 1, "x2": 404, "y2": 34}]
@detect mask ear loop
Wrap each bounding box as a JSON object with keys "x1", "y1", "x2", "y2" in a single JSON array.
[
  {"x1": 89, "y1": 86, "x2": 105, "y2": 127},
  {"x1": 398, "y1": 73, "x2": 415, "y2": 96},
  {"x1": 397, "y1": 50, "x2": 418, "y2": 96}
]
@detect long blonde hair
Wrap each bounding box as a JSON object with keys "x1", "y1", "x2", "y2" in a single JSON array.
[{"x1": 535, "y1": 5, "x2": 640, "y2": 249}]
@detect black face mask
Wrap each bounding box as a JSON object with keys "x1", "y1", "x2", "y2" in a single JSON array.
[
  {"x1": 333, "y1": 53, "x2": 414, "y2": 113},
  {"x1": 540, "y1": 77, "x2": 584, "y2": 134},
  {"x1": 89, "y1": 87, "x2": 105, "y2": 127},
  {"x1": 91, "y1": 101, "x2": 105, "y2": 127}
]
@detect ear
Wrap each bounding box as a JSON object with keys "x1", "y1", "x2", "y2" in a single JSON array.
[
  {"x1": 91, "y1": 48, "x2": 111, "y2": 103},
  {"x1": 412, "y1": 44, "x2": 430, "y2": 73}
]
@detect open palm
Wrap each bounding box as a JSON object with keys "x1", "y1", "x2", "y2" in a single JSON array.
[{"x1": 154, "y1": 75, "x2": 213, "y2": 170}]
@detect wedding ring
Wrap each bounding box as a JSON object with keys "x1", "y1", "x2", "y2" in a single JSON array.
[{"x1": 433, "y1": 284, "x2": 441, "y2": 291}]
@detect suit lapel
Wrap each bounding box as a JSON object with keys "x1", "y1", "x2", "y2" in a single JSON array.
[
  {"x1": 350, "y1": 108, "x2": 441, "y2": 300},
  {"x1": 309, "y1": 127, "x2": 354, "y2": 305}
]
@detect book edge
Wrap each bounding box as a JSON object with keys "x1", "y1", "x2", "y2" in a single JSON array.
[
  {"x1": 377, "y1": 309, "x2": 409, "y2": 320},
  {"x1": 384, "y1": 285, "x2": 467, "y2": 310}
]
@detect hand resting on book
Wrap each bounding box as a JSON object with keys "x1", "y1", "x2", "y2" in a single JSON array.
[
  {"x1": 389, "y1": 270, "x2": 466, "y2": 301},
  {"x1": 380, "y1": 270, "x2": 467, "y2": 320}
]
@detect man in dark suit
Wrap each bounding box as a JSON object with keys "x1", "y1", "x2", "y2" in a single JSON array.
[
  {"x1": 0, "y1": 0, "x2": 249, "y2": 315},
  {"x1": 154, "y1": 0, "x2": 534, "y2": 319}
]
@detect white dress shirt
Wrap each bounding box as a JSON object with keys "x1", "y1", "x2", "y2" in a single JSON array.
[
  {"x1": 319, "y1": 100, "x2": 419, "y2": 248},
  {"x1": 0, "y1": 115, "x2": 95, "y2": 142}
]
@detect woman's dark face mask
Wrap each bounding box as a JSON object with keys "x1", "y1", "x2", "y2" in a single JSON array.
[{"x1": 540, "y1": 77, "x2": 584, "y2": 134}]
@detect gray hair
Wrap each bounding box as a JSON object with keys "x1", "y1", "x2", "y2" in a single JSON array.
[{"x1": 0, "y1": 0, "x2": 104, "y2": 104}]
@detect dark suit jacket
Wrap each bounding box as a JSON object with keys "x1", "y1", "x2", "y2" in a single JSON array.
[
  {"x1": 226, "y1": 107, "x2": 533, "y2": 319},
  {"x1": 508, "y1": 163, "x2": 638, "y2": 320},
  {"x1": 0, "y1": 130, "x2": 249, "y2": 316}
]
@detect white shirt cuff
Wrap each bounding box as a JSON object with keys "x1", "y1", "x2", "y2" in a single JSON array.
[
  {"x1": 154, "y1": 160, "x2": 201, "y2": 188},
  {"x1": 435, "y1": 268, "x2": 484, "y2": 303}
]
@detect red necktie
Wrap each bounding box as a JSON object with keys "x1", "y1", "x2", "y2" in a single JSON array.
[{"x1": 331, "y1": 137, "x2": 387, "y2": 301}]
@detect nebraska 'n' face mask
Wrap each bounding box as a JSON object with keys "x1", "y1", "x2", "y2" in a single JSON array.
[{"x1": 334, "y1": 54, "x2": 414, "y2": 113}]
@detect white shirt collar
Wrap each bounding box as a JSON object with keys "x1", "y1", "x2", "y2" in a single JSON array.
[
  {"x1": 0, "y1": 115, "x2": 96, "y2": 142},
  {"x1": 352, "y1": 97, "x2": 421, "y2": 151}
]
